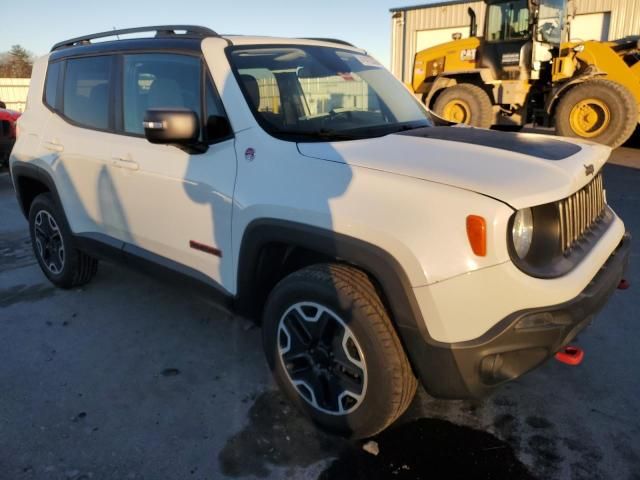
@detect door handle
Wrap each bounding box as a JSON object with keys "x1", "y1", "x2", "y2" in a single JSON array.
[
  {"x1": 43, "y1": 140, "x2": 64, "y2": 152},
  {"x1": 111, "y1": 155, "x2": 139, "y2": 171}
]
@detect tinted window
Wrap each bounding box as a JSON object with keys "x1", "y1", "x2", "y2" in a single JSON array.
[
  {"x1": 45, "y1": 61, "x2": 62, "y2": 110},
  {"x1": 486, "y1": 0, "x2": 530, "y2": 41},
  {"x1": 123, "y1": 54, "x2": 201, "y2": 135},
  {"x1": 63, "y1": 56, "x2": 111, "y2": 130},
  {"x1": 204, "y1": 77, "x2": 231, "y2": 142}
]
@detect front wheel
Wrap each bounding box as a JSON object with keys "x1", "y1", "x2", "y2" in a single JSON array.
[
  {"x1": 555, "y1": 79, "x2": 638, "y2": 148},
  {"x1": 262, "y1": 264, "x2": 417, "y2": 439}
]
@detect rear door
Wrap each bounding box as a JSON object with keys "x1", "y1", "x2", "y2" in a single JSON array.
[{"x1": 44, "y1": 55, "x2": 127, "y2": 242}]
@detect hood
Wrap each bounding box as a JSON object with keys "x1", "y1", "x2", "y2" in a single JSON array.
[{"x1": 297, "y1": 127, "x2": 611, "y2": 210}]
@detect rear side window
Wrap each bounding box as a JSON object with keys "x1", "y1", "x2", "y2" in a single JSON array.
[
  {"x1": 63, "y1": 56, "x2": 112, "y2": 130},
  {"x1": 122, "y1": 54, "x2": 201, "y2": 135},
  {"x1": 44, "y1": 61, "x2": 62, "y2": 110}
]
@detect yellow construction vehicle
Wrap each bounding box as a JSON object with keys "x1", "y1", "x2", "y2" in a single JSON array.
[{"x1": 412, "y1": 0, "x2": 640, "y2": 147}]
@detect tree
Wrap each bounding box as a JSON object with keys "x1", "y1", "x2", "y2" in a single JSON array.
[{"x1": 0, "y1": 45, "x2": 33, "y2": 78}]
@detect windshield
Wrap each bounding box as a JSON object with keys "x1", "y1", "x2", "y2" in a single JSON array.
[
  {"x1": 228, "y1": 46, "x2": 431, "y2": 141},
  {"x1": 486, "y1": 0, "x2": 530, "y2": 41},
  {"x1": 537, "y1": 0, "x2": 567, "y2": 45}
]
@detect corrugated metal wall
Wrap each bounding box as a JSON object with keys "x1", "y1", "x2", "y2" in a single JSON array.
[
  {"x1": 575, "y1": 0, "x2": 640, "y2": 40},
  {"x1": 391, "y1": 0, "x2": 640, "y2": 81},
  {"x1": 0, "y1": 78, "x2": 30, "y2": 112}
]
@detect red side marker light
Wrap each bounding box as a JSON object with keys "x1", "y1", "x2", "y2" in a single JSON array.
[
  {"x1": 618, "y1": 279, "x2": 630, "y2": 290},
  {"x1": 189, "y1": 240, "x2": 222, "y2": 257},
  {"x1": 555, "y1": 346, "x2": 584, "y2": 366}
]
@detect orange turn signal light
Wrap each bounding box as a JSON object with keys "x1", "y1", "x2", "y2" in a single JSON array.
[{"x1": 466, "y1": 215, "x2": 487, "y2": 257}]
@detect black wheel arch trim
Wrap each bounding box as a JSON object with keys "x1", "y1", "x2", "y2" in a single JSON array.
[
  {"x1": 235, "y1": 218, "x2": 477, "y2": 397},
  {"x1": 11, "y1": 162, "x2": 67, "y2": 221}
]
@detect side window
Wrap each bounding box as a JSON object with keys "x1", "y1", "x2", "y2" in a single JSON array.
[
  {"x1": 44, "y1": 61, "x2": 62, "y2": 110},
  {"x1": 63, "y1": 56, "x2": 112, "y2": 130},
  {"x1": 123, "y1": 54, "x2": 201, "y2": 135}
]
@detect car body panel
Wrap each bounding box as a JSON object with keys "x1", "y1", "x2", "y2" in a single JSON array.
[
  {"x1": 10, "y1": 34, "x2": 627, "y2": 353},
  {"x1": 297, "y1": 131, "x2": 612, "y2": 210}
]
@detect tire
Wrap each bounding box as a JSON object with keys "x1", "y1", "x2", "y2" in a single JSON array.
[
  {"x1": 432, "y1": 84, "x2": 494, "y2": 128},
  {"x1": 262, "y1": 263, "x2": 417, "y2": 439},
  {"x1": 28, "y1": 193, "x2": 98, "y2": 289},
  {"x1": 555, "y1": 79, "x2": 638, "y2": 148}
]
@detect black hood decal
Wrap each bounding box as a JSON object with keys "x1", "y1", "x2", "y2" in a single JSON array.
[{"x1": 396, "y1": 127, "x2": 582, "y2": 161}]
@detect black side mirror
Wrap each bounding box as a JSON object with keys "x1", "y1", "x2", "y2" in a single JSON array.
[
  {"x1": 143, "y1": 108, "x2": 199, "y2": 145},
  {"x1": 206, "y1": 115, "x2": 232, "y2": 141}
]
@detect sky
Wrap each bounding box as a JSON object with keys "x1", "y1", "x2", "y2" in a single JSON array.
[{"x1": 1, "y1": 0, "x2": 428, "y2": 68}]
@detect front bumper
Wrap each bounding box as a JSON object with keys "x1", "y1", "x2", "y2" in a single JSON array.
[{"x1": 404, "y1": 233, "x2": 630, "y2": 399}]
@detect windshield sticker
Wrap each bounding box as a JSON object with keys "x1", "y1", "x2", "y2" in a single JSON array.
[{"x1": 353, "y1": 55, "x2": 383, "y2": 68}]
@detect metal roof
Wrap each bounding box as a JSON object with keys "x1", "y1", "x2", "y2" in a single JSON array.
[{"x1": 390, "y1": 0, "x2": 477, "y2": 13}]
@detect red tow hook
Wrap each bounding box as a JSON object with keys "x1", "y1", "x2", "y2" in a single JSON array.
[
  {"x1": 618, "y1": 279, "x2": 630, "y2": 290},
  {"x1": 555, "y1": 346, "x2": 584, "y2": 366}
]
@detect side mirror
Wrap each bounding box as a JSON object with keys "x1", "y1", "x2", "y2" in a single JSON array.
[
  {"x1": 206, "y1": 115, "x2": 232, "y2": 141},
  {"x1": 143, "y1": 108, "x2": 199, "y2": 145}
]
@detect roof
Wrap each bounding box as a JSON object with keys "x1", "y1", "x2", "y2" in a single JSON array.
[
  {"x1": 223, "y1": 36, "x2": 362, "y2": 51},
  {"x1": 390, "y1": 0, "x2": 476, "y2": 13},
  {"x1": 48, "y1": 26, "x2": 362, "y2": 58},
  {"x1": 48, "y1": 35, "x2": 364, "y2": 62}
]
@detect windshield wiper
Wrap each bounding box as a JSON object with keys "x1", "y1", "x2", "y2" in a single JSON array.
[{"x1": 274, "y1": 128, "x2": 363, "y2": 141}]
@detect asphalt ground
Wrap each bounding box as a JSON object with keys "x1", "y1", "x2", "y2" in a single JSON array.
[{"x1": 0, "y1": 143, "x2": 638, "y2": 480}]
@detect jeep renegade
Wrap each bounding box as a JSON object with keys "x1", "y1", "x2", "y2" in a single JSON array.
[{"x1": 9, "y1": 26, "x2": 630, "y2": 438}]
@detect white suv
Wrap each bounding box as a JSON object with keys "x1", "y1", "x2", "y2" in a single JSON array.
[{"x1": 10, "y1": 26, "x2": 630, "y2": 438}]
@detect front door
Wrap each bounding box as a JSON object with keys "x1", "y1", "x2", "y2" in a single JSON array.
[{"x1": 110, "y1": 52, "x2": 237, "y2": 289}]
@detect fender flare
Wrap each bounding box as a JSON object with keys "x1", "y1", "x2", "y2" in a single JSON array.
[
  {"x1": 10, "y1": 162, "x2": 65, "y2": 220},
  {"x1": 424, "y1": 69, "x2": 494, "y2": 107},
  {"x1": 545, "y1": 69, "x2": 606, "y2": 115},
  {"x1": 236, "y1": 218, "x2": 424, "y2": 329},
  {"x1": 235, "y1": 218, "x2": 475, "y2": 398}
]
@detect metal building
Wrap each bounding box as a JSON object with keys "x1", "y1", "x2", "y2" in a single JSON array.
[
  {"x1": 390, "y1": 0, "x2": 640, "y2": 82},
  {"x1": 0, "y1": 78, "x2": 31, "y2": 112}
]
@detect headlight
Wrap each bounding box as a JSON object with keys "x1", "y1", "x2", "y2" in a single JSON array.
[
  {"x1": 512, "y1": 208, "x2": 533, "y2": 259},
  {"x1": 430, "y1": 57, "x2": 445, "y2": 77}
]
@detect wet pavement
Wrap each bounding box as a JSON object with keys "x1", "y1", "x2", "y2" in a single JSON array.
[{"x1": 0, "y1": 154, "x2": 639, "y2": 479}]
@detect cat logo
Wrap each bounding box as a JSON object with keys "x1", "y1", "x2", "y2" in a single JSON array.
[{"x1": 460, "y1": 49, "x2": 477, "y2": 62}]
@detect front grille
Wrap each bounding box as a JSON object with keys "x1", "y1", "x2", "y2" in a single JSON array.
[{"x1": 557, "y1": 173, "x2": 606, "y2": 254}]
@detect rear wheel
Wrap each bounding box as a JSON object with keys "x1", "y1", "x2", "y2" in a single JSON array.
[
  {"x1": 262, "y1": 264, "x2": 417, "y2": 439},
  {"x1": 29, "y1": 193, "x2": 98, "y2": 288},
  {"x1": 433, "y1": 84, "x2": 494, "y2": 128},
  {"x1": 555, "y1": 79, "x2": 638, "y2": 148}
]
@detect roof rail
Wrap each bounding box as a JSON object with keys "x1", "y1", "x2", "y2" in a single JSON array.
[
  {"x1": 50, "y1": 25, "x2": 218, "y2": 52},
  {"x1": 301, "y1": 37, "x2": 356, "y2": 47}
]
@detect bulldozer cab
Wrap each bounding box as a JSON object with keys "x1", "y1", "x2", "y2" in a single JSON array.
[{"x1": 480, "y1": 0, "x2": 570, "y2": 80}]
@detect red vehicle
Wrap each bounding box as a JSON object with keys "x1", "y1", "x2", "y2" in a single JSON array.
[{"x1": 0, "y1": 106, "x2": 21, "y2": 167}]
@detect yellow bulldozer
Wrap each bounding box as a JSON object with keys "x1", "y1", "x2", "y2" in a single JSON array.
[{"x1": 411, "y1": 0, "x2": 640, "y2": 147}]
